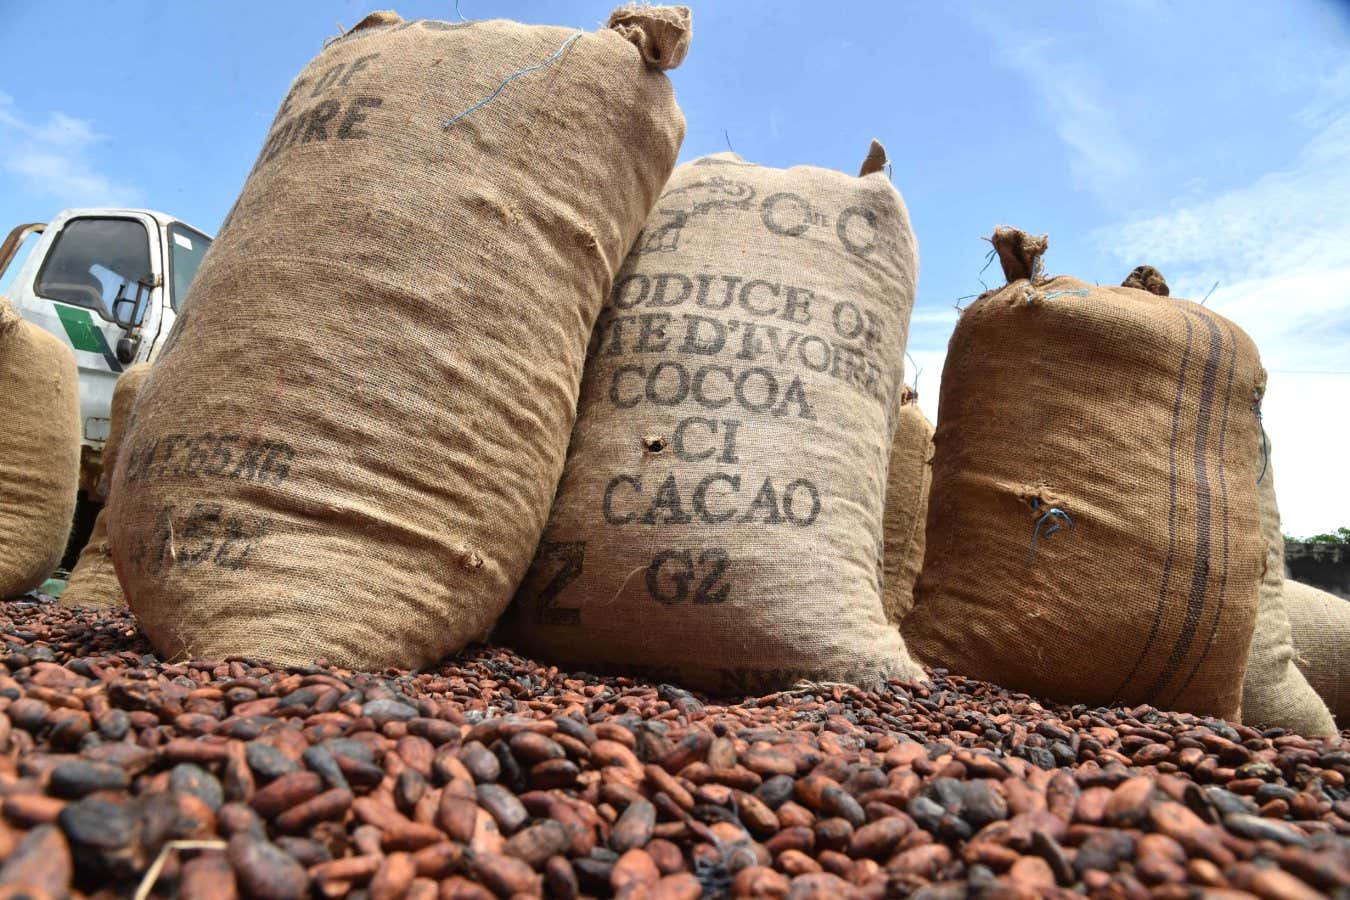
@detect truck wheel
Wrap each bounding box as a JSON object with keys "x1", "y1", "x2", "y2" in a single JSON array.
[{"x1": 60, "y1": 489, "x2": 101, "y2": 573}]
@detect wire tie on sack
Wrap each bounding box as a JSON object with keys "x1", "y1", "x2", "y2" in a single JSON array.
[
  {"x1": 445, "y1": 31, "x2": 583, "y2": 128},
  {"x1": 1255, "y1": 411, "x2": 1269, "y2": 485},
  {"x1": 1028, "y1": 503, "x2": 1074, "y2": 564},
  {"x1": 979, "y1": 247, "x2": 997, "y2": 276},
  {"x1": 1251, "y1": 386, "x2": 1269, "y2": 484},
  {"x1": 1025, "y1": 288, "x2": 1089, "y2": 307}
]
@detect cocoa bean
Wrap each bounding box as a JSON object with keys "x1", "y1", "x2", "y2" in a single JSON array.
[
  {"x1": 503, "y1": 820, "x2": 571, "y2": 868},
  {"x1": 180, "y1": 850, "x2": 239, "y2": 900},
  {"x1": 611, "y1": 798, "x2": 656, "y2": 852},
  {"x1": 1, "y1": 599, "x2": 1346, "y2": 899},
  {"x1": 469, "y1": 850, "x2": 539, "y2": 896},
  {"x1": 369, "y1": 851, "x2": 416, "y2": 900},
  {"x1": 226, "y1": 832, "x2": 309, "y2": 900}
]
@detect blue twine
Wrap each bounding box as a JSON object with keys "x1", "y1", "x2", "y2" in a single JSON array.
[
  {"x1": 1024, "y1": 288, "x2": 1089, "y2": 306},
  {"x1": 445, "y1": 32, "x2": 583, "y2": 128},
  {"x1": 1028, "y1": 504, "x2": 1074, "y2": 563}
]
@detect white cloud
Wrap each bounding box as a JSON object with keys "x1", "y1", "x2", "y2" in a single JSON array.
[
  {"x1": 1264, "y1": 372, "x2": 1347, "y2": 539},
  {"x1": 972, "y1": 28, "x2": 1141, "y2": 205},
  {"x1": 0, "y1": 90, "x2": 140, "y2": 207},
  {"x1": 1100, "y1": 94, "x2": 1350, "y2": 535}
]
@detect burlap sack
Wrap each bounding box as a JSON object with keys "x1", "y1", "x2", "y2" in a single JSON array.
[
  {"x1": 108, "y1": 7, "x2": 690, "y2": 668},
  {"x1": 0, "y1": 296, "x2": 80, "y2": 598},
  {"x1": 501, "y1": 142, "x2": 922, "y2": 693},
  {"x1": 61, "y1": 365, "x2": 151, "y2": 609},
  {"x1": 906, "y1": 227, "x2": 1264, "y2": 719},
  {"x1": 881, "y1": 387, "x2": 932, "y2": 625},
  {"x1": 1239, "y1": 438, "x2": 1336, "y2": 734},
  {"x1": 1284, "y1": 580, "x2": 1350, "y2": 728},
  {"x1": 1117, "y1": 269, "x2": 1332, "y2": 733}
]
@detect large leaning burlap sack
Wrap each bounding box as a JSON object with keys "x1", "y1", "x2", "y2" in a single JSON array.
[
  {"x1": 62, "y1": 365, "x2": 151, "y2": 609},
  {"x1": 1284, "y1": 580, "x2": 1350, "y2": 728},
  {"x1": 881, "y1": 387, "x2": 932, "y2": 625},
  {"x1": 1240, "y1": 437, "x2": 1336, "y2": 734},
  {"x1": 500, "y1": 142, "x2": 922, "y2": 694},
  {"x1": 906, "y1": 228, "x2": 1264, "y2": 719},
  {"x1": 0, "y1": 297, "x2": 81, "y2": 598},
  {"x1": 108, "y1": 7, "x2": 691, "y2": 669}
]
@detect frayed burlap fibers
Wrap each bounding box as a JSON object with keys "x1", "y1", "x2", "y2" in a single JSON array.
[
  {"x1": 907, "y1": 227, "x2": 1264, "y2": 720},
  {"x1": 109, "y1": 7, "x2": 691, "y2": 669},
  {"x1": 0, "y1": 296, "x2": 80, "y2": 598},
  {"x1": 501, "y1": 144, "x2": 923, "y2": 693}
]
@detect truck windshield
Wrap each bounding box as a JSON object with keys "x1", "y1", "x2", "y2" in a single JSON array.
[
  {"x1": 35, "y1": 217, "x2": 152, "y2": 321},
  {"x1": 167, "y1": 223, "x2": 211, "y2": 310}
]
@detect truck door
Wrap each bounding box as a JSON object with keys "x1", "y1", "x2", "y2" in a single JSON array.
[
  {"x1": 149, "y1": 221, "x2": 212, "y2": 359},
  {"x1": 29, "y1": 215, "x2": 163, "y2": 444}
]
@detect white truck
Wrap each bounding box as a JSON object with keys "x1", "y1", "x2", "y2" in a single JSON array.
[{"x1": 1, "y1": 208, "x2": 213, "y2": 562}]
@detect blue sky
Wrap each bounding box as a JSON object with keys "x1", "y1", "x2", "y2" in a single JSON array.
[{"x1": 2, "y1": 0, "x2": 1347, "y2": 533}]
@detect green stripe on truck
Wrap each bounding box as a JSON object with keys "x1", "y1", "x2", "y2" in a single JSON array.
[{"x1": 54, "y1": 303, "x2": 123, "y2": 372}]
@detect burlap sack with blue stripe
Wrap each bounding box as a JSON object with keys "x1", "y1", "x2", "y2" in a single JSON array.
[{"x1": 908, "y1": 227, "x2": 1263, "y2": 720}]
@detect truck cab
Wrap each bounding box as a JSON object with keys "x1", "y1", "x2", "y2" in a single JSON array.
[{"x1": 1, "y1": 208, "x2": 212, "y2": 491}]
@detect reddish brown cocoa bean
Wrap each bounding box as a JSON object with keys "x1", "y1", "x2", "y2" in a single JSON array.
[
  {"x1": 274, "y1": 787, "x2": 353, "y2": 832},
  {"x1": 503, "y1": 820, "x2": 572, "y2": 868},
  {"x1": 179, "y1": 850, "x2": 239, "y2": 900},
  {"x1": 469, "y1": 850, "x2": 539, "y2": 896},
  {"x1": 544, "y1": 855, "x2": 579, "y2": 900},
  {"x1": 612, "y1": 847, "x2": 661, "y2": 891},
  {"x1": 369, "y1": 852, "x2": 416, "y2": 900},
  {"x1": 0, "y1": 825, "x2": 72, "y2": 896},
  {"x1": 249, "y1": 771, "x2": 324, "y2": 819},
  {"x1": 611, "y1": 798, "x2": 656, "y2": 852}
]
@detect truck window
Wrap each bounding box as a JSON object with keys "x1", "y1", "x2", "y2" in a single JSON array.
[
  {"x1": 35, "y1": 217, "x2": 152, "y2": 321},
  {"x1": 167, "y1": 223, "x2": 211, "y2": 310}
]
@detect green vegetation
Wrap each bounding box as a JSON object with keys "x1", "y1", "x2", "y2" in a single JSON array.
[{"x1": 1285, "y1": 526, "x2": 1350, "y2": 545}]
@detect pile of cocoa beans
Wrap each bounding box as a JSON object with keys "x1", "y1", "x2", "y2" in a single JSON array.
[{"x1": 0, "y1": 597, "x2": 1346, "y2": 898}]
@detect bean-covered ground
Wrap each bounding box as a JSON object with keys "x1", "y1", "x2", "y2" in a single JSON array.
[{"x1": 0, "y1": 597, "x2": 1346, "y2": 899}]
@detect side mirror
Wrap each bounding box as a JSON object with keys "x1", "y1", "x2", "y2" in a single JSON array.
[
  {"x1": 116, "y1": 335, "x2": 140, "y2": 365},
  {"x1": 112, "y1": 295, "x2": 144, "y2": 329}
]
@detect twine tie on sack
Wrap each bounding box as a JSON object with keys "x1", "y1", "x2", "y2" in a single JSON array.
[
  {"x1": 1028, "y1": 499, "x2": 1074, "y2": 563},
  {"x1": 445, "y1": 32, "x2": 583, "y2": 128},
  {"x1": 1024, "y1": 288, "x2": 1089, "y2": 307}
]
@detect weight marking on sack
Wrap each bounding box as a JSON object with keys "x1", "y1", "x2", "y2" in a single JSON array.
[{"x1": 128, "y1": 503, "x2": 272, "y2": 575}]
